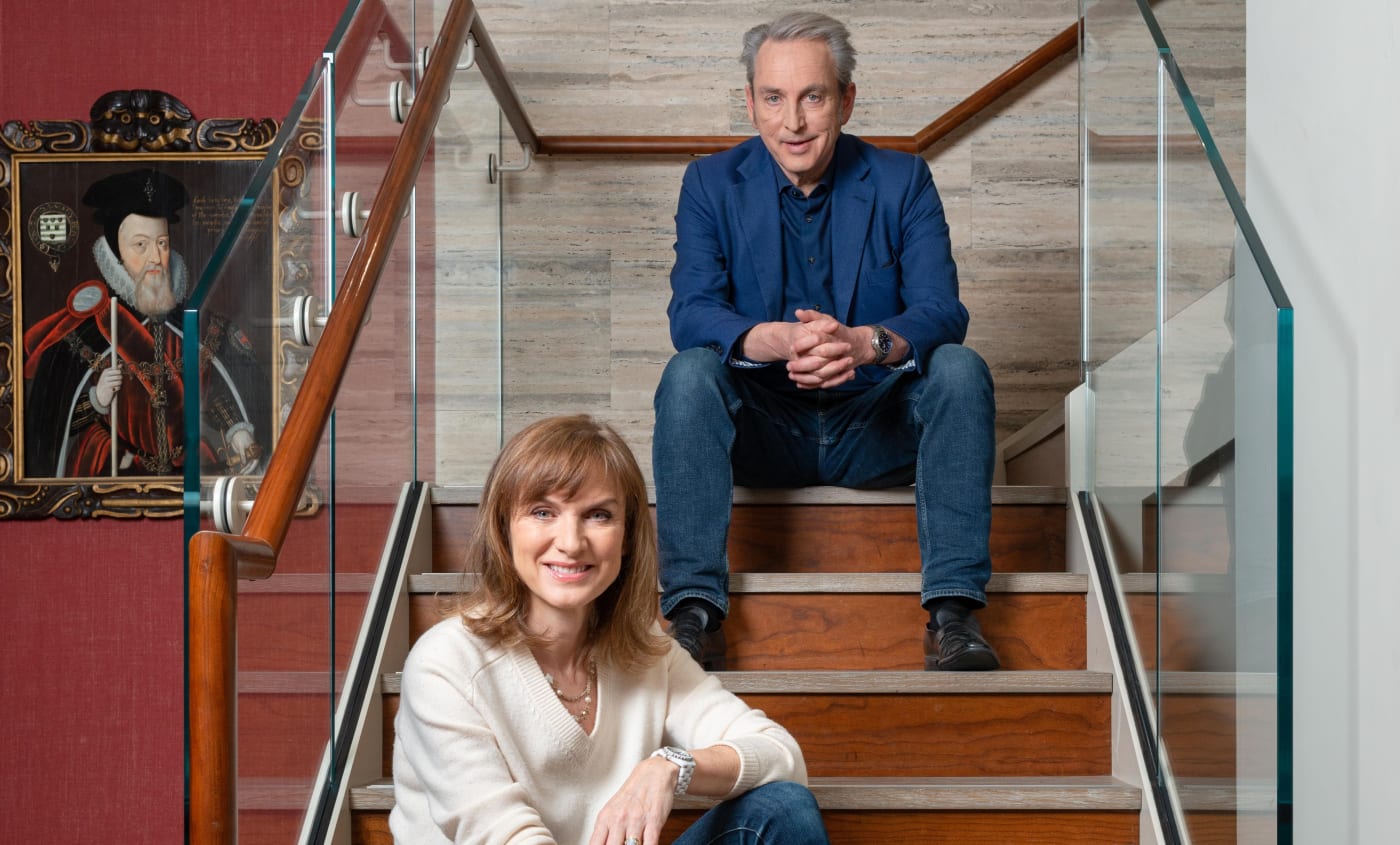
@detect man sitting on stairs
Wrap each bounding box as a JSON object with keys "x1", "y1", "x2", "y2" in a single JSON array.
[{"x1": 653, "y1": 11, "x2": 999, "y2": 672}]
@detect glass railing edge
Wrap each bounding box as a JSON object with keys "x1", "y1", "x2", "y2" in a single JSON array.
[
  {"x1": 1159, "y1": 55, "x2": 1292, "y2": 312},
  {"x1": 319, "y1": 0, "x2": 371, "y2": 57},
  {"x1": 1131, "y1": 0, "x2": 1173, "y2": 55},
  {"x1": 1130, "y1": 0, "x2": 1293, "y2": 312},
  {"x1": 1276, "y1": 304, "x2": 1295, "y2": 840},
  {"x1": 185, "y1": 56, "x2": 331, "y2": 312}
]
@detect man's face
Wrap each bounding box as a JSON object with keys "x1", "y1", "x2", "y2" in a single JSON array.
[
  {"x1": 745, "y1": 38, "x2": 856, "y2": 194},
  {"x1": 117, "y1": 213, "x2": 175, "y2": 316},
  {"x1": 117, "y1": 214, "x2": 170, "y2": 282}
]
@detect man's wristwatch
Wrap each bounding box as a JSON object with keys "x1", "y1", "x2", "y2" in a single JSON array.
[
  {"x1": 869, "y1": 324, "x2": 893, "y2": 364},
  {"x1": 650, "y1": 746, "x2": 695, "y2": 795}
]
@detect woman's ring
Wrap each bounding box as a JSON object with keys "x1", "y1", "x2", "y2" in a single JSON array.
[{"x1": 624, "y1": 839, "x2": 641, "y2": 845}]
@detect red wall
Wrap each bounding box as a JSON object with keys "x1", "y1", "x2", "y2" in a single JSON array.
[
  {"x1": 0, "y1": 0, "x2": 346, "y2": 122},
  {"x1": 1, "y1": 0, "x2": 346, "y2": 840}
]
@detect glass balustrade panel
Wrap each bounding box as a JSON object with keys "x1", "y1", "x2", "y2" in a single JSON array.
[
  {"x1": 1133, "y1": 0, "x2": 1245, "y2": 178},
  {"x1": 319, "y1": 0, "x2": 426, "y2": 806},
  {"x1": 181, "y1": 54, "x2": 337, "y2": 842},
  {"x1": 421, "y1": 33, "x2": 504, "y2": 488},
  {"x1": 1158, "y1": 49, "x2": 1284, "y2": 843},
  {"x1": 1081, "y1": 0, "x2": 1164, "y2": 678}
]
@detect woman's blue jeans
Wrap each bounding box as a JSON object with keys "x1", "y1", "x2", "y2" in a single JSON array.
[
  {"x1": 673, "y1": 781, "x2": 830, "y2": 844},
  {"x1": 653, "y1": 345, "x2": 995, "y2": 619}
]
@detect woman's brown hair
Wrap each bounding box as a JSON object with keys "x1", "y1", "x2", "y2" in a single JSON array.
[{"x1": 455, "y1": 414, "x2": 667, "y2": 669}]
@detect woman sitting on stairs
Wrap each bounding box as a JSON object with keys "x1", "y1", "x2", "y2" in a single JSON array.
[{"x1": 390, "y1": 414, "x2": 829, "y2": 845}]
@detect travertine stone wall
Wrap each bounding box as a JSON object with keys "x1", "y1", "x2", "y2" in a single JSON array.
[{"x1": 434, "y1": 0, "x2": 1088, "y2": 481}]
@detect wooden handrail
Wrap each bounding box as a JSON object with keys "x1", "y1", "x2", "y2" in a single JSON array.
[
  {"x1": 531, "y1": 21, "x2": 1079, "y2": 158},
  {"x1": 1087, "y1": 129, "x2": 1203, "y2": 157},
  {"x1": 468, "y1": 14, "x2": 540, "y2": 155},
  {"x1": 186, "y1": 2, "x2": 478, "y2": 843}
]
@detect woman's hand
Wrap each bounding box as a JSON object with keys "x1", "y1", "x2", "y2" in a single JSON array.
[{"x1": 587, "y1": 756, "x2": 678, "y2": 845}]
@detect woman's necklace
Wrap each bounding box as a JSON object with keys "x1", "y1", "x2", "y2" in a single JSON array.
[{"x1": 544, "y1": 659, "x2": 597, "y2": 724}]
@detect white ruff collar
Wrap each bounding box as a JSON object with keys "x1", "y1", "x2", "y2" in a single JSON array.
[{"x1": 92, "y1": 237, "x2": 189, "y2": 310}]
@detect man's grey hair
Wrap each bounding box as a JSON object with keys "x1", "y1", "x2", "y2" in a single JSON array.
[{"x1": 740, "y1": 11, "x2": 857, "y2": 91}]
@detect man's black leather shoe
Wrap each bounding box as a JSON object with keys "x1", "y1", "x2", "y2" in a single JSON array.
[
  {"x1": 923, "y1": 606, "x2": 999, "y2": 671},
  {"x1": 667, "y1": 605, "x2": 727, "y2": 670}
]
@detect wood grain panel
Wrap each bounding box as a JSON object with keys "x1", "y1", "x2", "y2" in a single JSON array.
[
  {"x1": 236, "y1": 592, "x2": 370, "y2": 672},
  {"x1": 430, "y1": 502, "x2": 1068, "y2": 575},
  {"x1": 739, "y1": 693, "x2": 1110, "y2": 778},
  {"x1": 380, "y1": 691, "x2": 1108, "y2": 779},
  {"x1": 1156, "y1": 694, "x2": 1239, "y2": 780},
  {"x1": 727, "y1": 504, "x2": 1066, "y2": 573},
  {"x1": 236, "y1": 693, "x2": 330, "y2": 778},
  {"x1": 1128, "y1": 592, "x2": 1238, "y2": 673},
  {"x1": 239, "y1": 810, "x2": 305, "y2": 845},
  {"x1": 1183, "y1": 812, "x2": 1239, "y2": 845},
  {"x1": 1141, "y1": 500, "x2": 1233, "y2": 574},
  {"x1": 407, "y1": 592, "x2": 1085, "y2": 670},
  {"x1": 724, "y1": 593, "x2": 1085, "y2": 671},
  {"x1": 669, "y1": 809, "x2": 1138, "y2": 843},
  {"x1": 353, "y1": 809, "x2": 1139, "y2": 845}
]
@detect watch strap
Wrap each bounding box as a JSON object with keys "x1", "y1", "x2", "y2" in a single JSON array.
[
  {"x1": 869, "y1": 324, "x2": 893, "y2": 364},
  {"x1": 650, "y1": 746, "x2": 695, "y2": 795}
]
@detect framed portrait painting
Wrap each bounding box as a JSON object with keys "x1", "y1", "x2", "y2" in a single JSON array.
[{"x1": 0, "y1": 91, "x2": 303, "y2": 519}]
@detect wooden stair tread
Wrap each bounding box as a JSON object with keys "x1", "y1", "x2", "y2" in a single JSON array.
[
  {"x1": 409, "y1": 572, "x2": 1086, "y2": 594},
  {"x1": 1119, "y1": 572, "x2": 1234, "y2": 593},
  {"x1": 238, "y1": 572, "x2": 378, "y2": 593},
  {"x1": 238, "y1": 777, "x2": 315, "y2": 810},
  {"x1": 1153, "y1": 671, "x2": 1278, "y2": 695},
  {"x1": 350, "y1": 775, "x2": 1139, "y2": 812},
  {"x1": 430, "y1": 484, "x2": 1067, "y2": 506},
  {"x1": 379, "y1": 669, "x2": 1110, "y2": 695},
  {"x1": 1175, "y1": 777, "x2": 1278, "y2": 811}
]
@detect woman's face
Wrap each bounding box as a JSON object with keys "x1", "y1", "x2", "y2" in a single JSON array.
[{"x1": 509, "y1": 471, "x2": 625, "y2": 631}]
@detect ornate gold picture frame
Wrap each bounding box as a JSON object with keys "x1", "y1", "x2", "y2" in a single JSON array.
[{"x1": 0, "y1": 90, "x2": 301, "y2": 519}]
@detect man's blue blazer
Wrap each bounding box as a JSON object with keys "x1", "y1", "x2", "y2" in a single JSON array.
[{"x1": 666, "y1": 132, "x2": 968, "y2": 375}]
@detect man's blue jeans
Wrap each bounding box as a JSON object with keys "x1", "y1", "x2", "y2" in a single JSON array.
[
  {"x1": 653, "y1": 345, "x2": 995, "y2": 619},
  {"x1": 673, "y1": 781, "x2": 830, "y2": 844}
]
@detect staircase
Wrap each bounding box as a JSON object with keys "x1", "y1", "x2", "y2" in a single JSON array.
[{"x1": 344, "y1": 481, "x2": 1146, "y2": 843}]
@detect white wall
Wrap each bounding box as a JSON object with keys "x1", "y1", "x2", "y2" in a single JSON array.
[{"x1": 1247, "y1": 2, "x2": 1400, "y2": 840}]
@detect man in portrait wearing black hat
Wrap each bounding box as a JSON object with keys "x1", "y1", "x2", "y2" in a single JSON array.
[{"x1": 22, "y1": 167, "x2": 262, "y2": 478}]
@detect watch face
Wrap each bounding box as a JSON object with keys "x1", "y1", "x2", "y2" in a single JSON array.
[{"x1": 873, "y1": 326, "x2": 892, "y2": 359}]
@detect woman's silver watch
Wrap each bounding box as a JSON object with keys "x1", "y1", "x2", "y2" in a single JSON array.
[{"x1": 650, "y1": 746, "x2": 695, "y2": 794}]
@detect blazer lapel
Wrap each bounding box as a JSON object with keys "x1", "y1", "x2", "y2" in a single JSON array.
[
  {"x1": 733, "y1": 145, "x2": 783, "y2": 320},
  {"x1": 831, "y1": 136, "x2": 874, "y2": 323}
]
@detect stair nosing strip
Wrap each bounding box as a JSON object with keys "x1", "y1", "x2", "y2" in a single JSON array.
[
  {"x1": 430, "y1": 484, "x2": 1067, "y2": 507},
  {"x1": 409, "y1": 572, "x2": 1086, "y2": 595},
  {"x1": 380, "y1": 669, "x2": 1111, "y2": 695},
  {"x1": 350, "y1": 775, "x2": 1140, "y2": 812}
]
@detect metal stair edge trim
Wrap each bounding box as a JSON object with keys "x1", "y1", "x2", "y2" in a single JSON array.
[
  {"x1": 408, "y1": 571, "x2": 1088, "y2": 594},
  {"x1": 430, "y1": 484, "x2": 1068, "y2": 507},
  {"x1": 378, "y1": 669, "x2": 1112, "y2": 695},
  {"x1": 348, "y1": 775, "x2": 1141, "y2": 812}
]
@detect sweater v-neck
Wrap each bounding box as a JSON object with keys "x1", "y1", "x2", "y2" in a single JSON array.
[{"x1": 511, "y1": 645, "x2": 603, "y2": 754}]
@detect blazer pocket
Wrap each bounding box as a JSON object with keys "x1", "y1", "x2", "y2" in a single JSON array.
[{"x1": 862, "y1": 261, "x2": 900, "y2": 290}]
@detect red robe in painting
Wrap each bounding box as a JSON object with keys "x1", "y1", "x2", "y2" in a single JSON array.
[{"x1": 22, "y1": 280, "x2": 254, "y2": 478}]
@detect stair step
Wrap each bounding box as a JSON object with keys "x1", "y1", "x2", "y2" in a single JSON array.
[
  {"x1": 350, "y1": 774, "x2": 1138, "y2": 811},
  {"x1": 429, "y1": 485, "x2": 1067, "y2": 506},
  {"x1": 407, "y1": 573, "x2": 1088, "y2": 670},
  {"x1": 380, "y1": 669, "x2": 1110, "y2": 695},
  {"x1": 348, "y1": 775, "x2": 1140, "y2": 845},
  {"x1": 430, "y1": 485, "x2": 1068, "y2": 575},
  {"x1": 410, "y1": 572, "x2": 1086, "y2": 593},
  {"x1": 378, "y1": 670, "x2": 1111, "y2": 778},
  {"x1": 236, "y1": 590, "x2": 369, "y2": 672}
]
